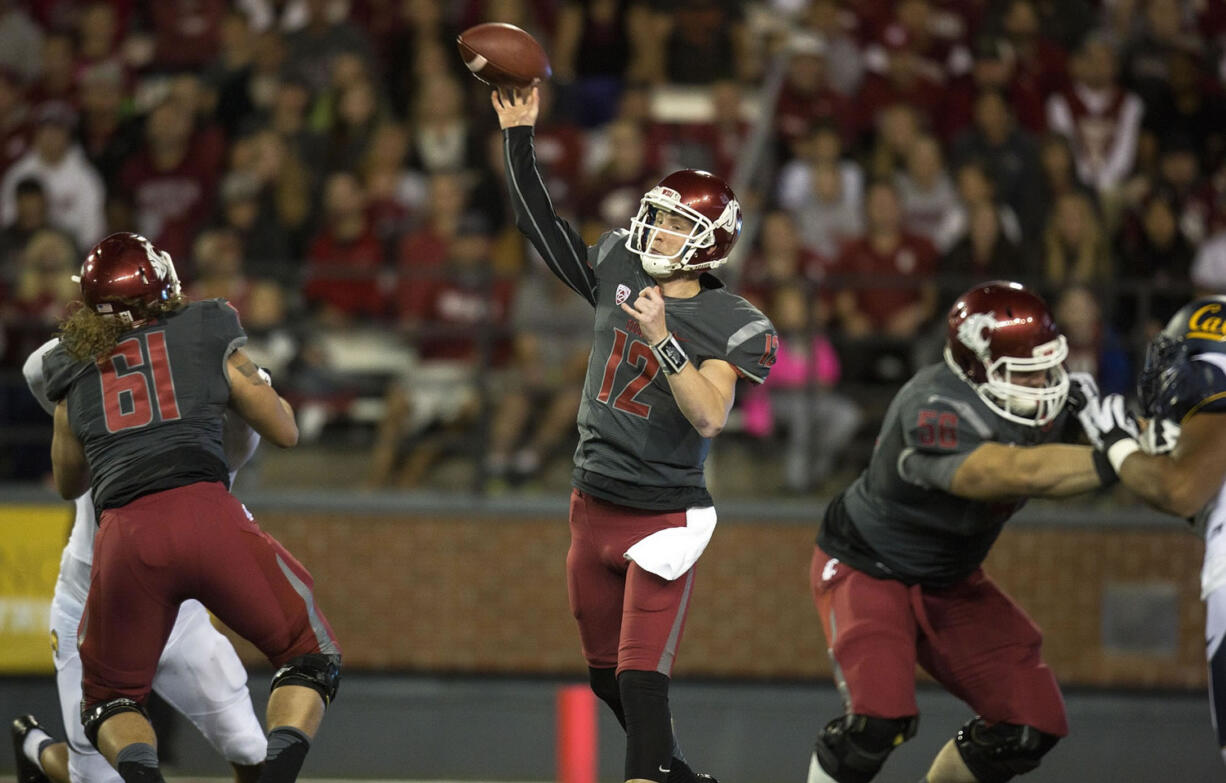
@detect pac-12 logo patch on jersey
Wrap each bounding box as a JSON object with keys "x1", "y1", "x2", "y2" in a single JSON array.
[{"x1": 615, "y1": 284, "x2": 632, "y2": 306}]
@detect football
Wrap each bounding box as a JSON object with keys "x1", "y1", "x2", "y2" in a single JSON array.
[{"x1": 456, "y1": 22, "x2": 551, "y2": 89}]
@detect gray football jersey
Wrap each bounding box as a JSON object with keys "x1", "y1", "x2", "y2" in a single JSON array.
[
  {"x1": 501, "y1": 126, "x2": 776, "y2": 509},
  {"x1": 43, "y1": 299, "x2": 246, "y2": 511},
  {"x1": 832, "y1": 362, "x2": 1071, "y2": 584},
  {"x1": 573, "y1": 231, "x2": 777, "y2": 508}
]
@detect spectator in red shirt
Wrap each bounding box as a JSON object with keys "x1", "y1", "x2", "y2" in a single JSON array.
[
  {"x1": 371, "y1": 211, "x2": 516, "y2": 488},
  {"x1": 360, "y1": 121, "x2": 420, "y2": 244},
  {"x1": 303, "y1": 170, "x2": 387, "y2": 325},
  {"x1": 394, "y1": 211, "x2": 515, "y2": 362},
  {"x1": 27, "y1": 31, "x2": 77, "y2": 108},
  {"x1": 855, "y1": 26, "x2": 948, "y2": 142},
  {"x1": 521, "y1": 83, "x2": 586, "y2": 206},
  {"x1": 147, "y1": 0, "x2": 227, "y2": 70},
  {"x1": 773, "y1": 35, "x2": 855, "y2": 161},
  {"x1": 116, "y1": 95, "x2": 222, "y2": 274},
  {"x1": 798, "y1": 0, "x2": 865, "y2": 97},
  {"x1": 998, "y1": 0, "x2": 1071, "y2": 103},
  {"x1": 943, "y1": 33, "x2": 1046, "y2": 136},
  {"x1": 579, "y1": 118, "x2": 656, "y2": 234},
  {"x1": 0, "y1": 68, "x2": 30, "y2": 180},
  {"x1": 833, "y1": 179, "x2": 939, "y2": 381},
  {"x1": 395, "y1": 169, "x2": 471, "y2": 290},
  {"x1": 862, "y1": 0, "x2": 973, "y2": 88},
  {"x1": 73, "y1": 1, "x2": 128, "y2": 81},
  {"x1": 187, "y1": 226, "x2": 252, "y2": 315},
  {"x1": 739, "y1": 209, "x2": 835, "y2": 326},
  {"x1": 1046, "y1": 33, "x2": 1144, "y2": 195},
  {"x1": 0, "y1": 228, "x2": 76, "y2": 368}
]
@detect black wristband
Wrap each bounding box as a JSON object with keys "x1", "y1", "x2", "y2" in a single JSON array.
[
  {"x1": 651, "y1": 333, "x2": 689, "y2": 375},
  {"x1": 1092, "y1": 449, "x2": 1118, "y2": 487}
]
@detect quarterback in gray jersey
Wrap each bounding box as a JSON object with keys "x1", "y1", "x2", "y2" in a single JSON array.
[
  {"x1": 1080, "y1": 296, "x2": 1226, "y2": 766},
  {"x1": 492, "y1": 86, "x2": 775, "y2": 783},
  {"x1": 808, "y1": 282, "x2": 1116, "y2": 783}
]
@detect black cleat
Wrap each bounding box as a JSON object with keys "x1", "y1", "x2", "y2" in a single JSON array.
[
  {"x1": 11, "y1": 715, "x2": 51, "y2": 783},
  {"x1": 694, "y1": 775, "x2": 719, "y2": 783}
]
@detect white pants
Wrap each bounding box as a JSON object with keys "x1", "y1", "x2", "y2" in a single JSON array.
[
  {"x1": 1206, "y1": 585, "x2": 1226, "y2": 764},
  {"x1": 51, "y1": 581, "x2": 267, "y2": 782}
]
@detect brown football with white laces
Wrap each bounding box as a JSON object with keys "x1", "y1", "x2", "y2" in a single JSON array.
[{"x1": 456, "y1": 22, "x2": 551, "y2": 89}]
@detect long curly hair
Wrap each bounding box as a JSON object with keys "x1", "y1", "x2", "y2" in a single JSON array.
[{"x1": 57, "y1": 295, "x2": 187, "y2": 361}]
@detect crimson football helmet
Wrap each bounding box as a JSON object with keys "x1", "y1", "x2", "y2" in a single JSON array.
[
  {"x1": 625, "y1": 169, "x2": 741, "y2": 277},
  {"x1": 944, "y1": 281, "x2": 1070, "y2": 427},
  {"x1": 77, "y1": 232, "x2": 181, "y2": 323}
]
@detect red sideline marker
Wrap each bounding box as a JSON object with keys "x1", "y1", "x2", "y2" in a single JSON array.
[{"x1": 557, "y1": 684, "x2": 597, "y2": 783}]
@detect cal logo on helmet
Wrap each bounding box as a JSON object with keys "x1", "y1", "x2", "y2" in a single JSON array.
[{"x1": 1185, "y1": 302, "x2": 1226, "y2": 342}]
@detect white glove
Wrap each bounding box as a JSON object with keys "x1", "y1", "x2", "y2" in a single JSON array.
[
  {"x1": 1067, "y1": 371, "x2": 1099, "y2": 412},
  {"x1": 1077, "y1": 393, "x2": 1139, "y2": 451},
  {"x1": 1139, "y1": 418, "x2": 1180, "y2": 455}
]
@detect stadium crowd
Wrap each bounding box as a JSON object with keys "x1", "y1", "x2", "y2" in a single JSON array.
[{"x1": 1, "y1": 0, "x2": 1224, "y2": 494}]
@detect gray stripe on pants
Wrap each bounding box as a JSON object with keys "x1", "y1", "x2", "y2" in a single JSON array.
[
  {"x1": 655, "y1": 569, "x2": 695, "y2": 675},
  {"x1": 275, "y1": 554, "x2": 339, "y2": 655}
]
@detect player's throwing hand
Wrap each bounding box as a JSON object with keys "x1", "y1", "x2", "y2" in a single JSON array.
[
  {"x1": 491, "y1": 86, "x2": 539, "y2": 129},
  {"x1": 620, "y1": 286, "x2": 669, "y2": 344}
]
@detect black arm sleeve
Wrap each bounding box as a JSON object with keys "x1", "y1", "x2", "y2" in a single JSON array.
[{"x1": 502, "y1": 126, "x2": 598, "y2": 306}]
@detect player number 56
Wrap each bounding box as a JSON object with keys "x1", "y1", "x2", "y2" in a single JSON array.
[{"x1": 916, "y1": 409, "x2": 958, "y2": 448}]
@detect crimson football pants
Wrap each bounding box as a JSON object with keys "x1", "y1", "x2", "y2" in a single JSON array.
[
  {"x1": 566, "y1": 489, "x2": 694, "y2": 675},
  {"x1": 810, "y1": 544, "x2": 1068, "y2": 736},
  {"x1": 80, "y1": 482, "x2": 340, "y2": 708}
]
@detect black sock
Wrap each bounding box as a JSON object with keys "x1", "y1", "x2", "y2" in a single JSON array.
[
  {"x1": 115, "y1": 743, "x2": 163, "y2": 783},
  {"x1": 666, "y1": 756, "x2": 700, "y2": 783},
  {"x1": 588, "y1": 667, "x2": 628, "y2": 729},
  {"x1": 618, "y1": 670, "x2": 674, "y2": 782},
  {"x1": 258, "y1": 726, "x2": 311, "y2": 783}
]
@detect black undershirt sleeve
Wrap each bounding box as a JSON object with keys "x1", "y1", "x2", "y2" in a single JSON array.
[{"x1": 502, "y1": 126, "x2": 598, "y2": 306}]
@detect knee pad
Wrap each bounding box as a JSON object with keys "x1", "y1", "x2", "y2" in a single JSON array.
[
  {"x1": 813, "y1": 714, "x2": 917, "y2": 783},
  {"x1": 270, "y1": 653, "x2": 342, "y2": 707},
  {"x1": 81, "y1": 697, "x2": 148, "y2": 749},
  {"x1": 617, "y1": 670, "x2": 673, "y2": 782},
  {"x1": 954, "y1": 717, "x2": 1060, "y2": 783}
]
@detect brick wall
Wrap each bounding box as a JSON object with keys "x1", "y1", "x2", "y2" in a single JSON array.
[{"x1": 223, "y1": 509, "x2": 1206, "y2": 688}]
